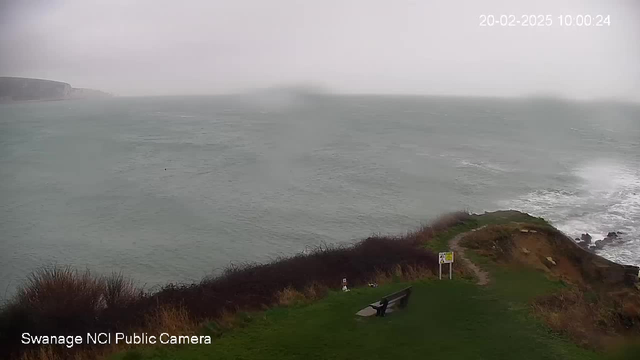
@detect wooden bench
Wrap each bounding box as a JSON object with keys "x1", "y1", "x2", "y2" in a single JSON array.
[{"x1": 367, "y1": 286, "x2": 412, "y2": 317}]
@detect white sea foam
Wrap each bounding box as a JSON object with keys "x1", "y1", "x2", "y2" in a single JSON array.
[
  {"x1": 456, "y1": 159, "x2": 509, "y2": 173},
  {"x1": 500, "y1": 160, "x2": 640, "y2": 265}
]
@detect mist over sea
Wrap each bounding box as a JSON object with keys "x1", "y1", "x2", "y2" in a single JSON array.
[{"x1": 1, "y1": 94, "x2": 638, "y2": 299}]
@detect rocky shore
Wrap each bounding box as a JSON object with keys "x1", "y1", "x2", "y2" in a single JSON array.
[{"x1": 575, "y1": 231, "x2": 625, "y2": 251}]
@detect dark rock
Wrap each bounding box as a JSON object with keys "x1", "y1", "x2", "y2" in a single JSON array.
[
  {"x1": 602, "y1": 237, "x2": 614, "y2": 245},
  {"x1": 581, "y1": 233, "x2": 592, "y2": 243},
  {"x1": 594, "y1": 240, "x2": 604, "y2": 249},
  {"x1": 575, "y1": 238, "x2": 580, "y2": 241},
  {"x1": 577, "y1": 241, "x2": 589, "y2": 248},
  {"x1": 607, "y1": 232, "x2": 618, "y2": 239}
]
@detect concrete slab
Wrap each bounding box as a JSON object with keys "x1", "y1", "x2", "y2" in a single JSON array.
[{"x1": 355, "y1": 306, "x2": 396, "y2": 317}]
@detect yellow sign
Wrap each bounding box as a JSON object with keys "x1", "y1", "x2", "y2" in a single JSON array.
[{"x1": 439, "y1": 252, "x2": 454, "y2": 264}]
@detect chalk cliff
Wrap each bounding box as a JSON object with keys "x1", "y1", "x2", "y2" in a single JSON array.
[{"x1": 0, "y1": 77, "x2": 111, "y2": 102}]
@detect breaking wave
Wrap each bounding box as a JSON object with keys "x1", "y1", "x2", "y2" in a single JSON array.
[{"x1": 500, "y1": 160, "x2": 640, "y2": 265}]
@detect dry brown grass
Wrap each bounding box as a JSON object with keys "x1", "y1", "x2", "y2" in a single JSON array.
[
  {"x1": 533, "y1": 286, "x2": 640, "y2": 350},
  {"x1": 460, "y1": 224, "x2": 517, "y2": 259},
  {"x1": 18, "y1": 345, "x2": 109, "y2": 360},
  {"x1": 395, "y1": 264, "x2": 434, "y2": 281},
  {"x1": 460, "y1": 223, "x2": 640, "y2": 288},
  {"x1": 276, "y1": 287, "x2": 308, "y2": 306},
  {"x1": 145, "y1": 306, "x2": 196, "y2": 336},
  {"x1": 460, "y1": 223, "x2": 640, "y2": 350},
  {"x1": 275, "y1": 282, "x2": 329, "y2": 307},
  {"x1": 190, "y1": 308, "x2": 240, "y2": 334},
  {"x1": 370, "y1": 265, "x2": 434, "y2": 286},
  {"x1": 622, "y1": 301, "x2": 640, "y2": 318},
  {"x1": 302, "y1": 282, "x2": 328, "y2": 301},
  {"x1": 372, "y1": 269, "x2": 393, "y2": 286},
  {"x1": 18, "y1": 347, "x2": 61, "y2": 360}
]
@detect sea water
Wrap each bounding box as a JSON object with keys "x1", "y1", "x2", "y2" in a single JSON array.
[{"x1": 1, "y1": 95, "x2": 638, "y2": 299}]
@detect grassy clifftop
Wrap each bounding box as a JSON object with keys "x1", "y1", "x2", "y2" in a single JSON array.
[
  {"x1": 2, "y1": 211, "x2": 639, "y2": 360},
  {"x1": 111, "y1": 211, "x2": 639, "y2": 360}
]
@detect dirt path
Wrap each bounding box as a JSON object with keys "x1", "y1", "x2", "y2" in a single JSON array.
[{"x1": 450, "y1": 227, "x2": 490, "y2": 286}]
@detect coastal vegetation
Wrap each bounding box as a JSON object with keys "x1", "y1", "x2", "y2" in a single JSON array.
[
  {"x1": 0, "y1": 212, "x2": 468, "y2": 359},
  {"x1": 1, "y1": 211, "x2": 639, "y2": 360}
]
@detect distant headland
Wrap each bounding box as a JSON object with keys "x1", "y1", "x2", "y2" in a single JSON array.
[{"x1": 0, "y1": 77, "x2": 112, "y2": 102}]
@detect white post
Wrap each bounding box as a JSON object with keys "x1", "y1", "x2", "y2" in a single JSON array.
[
  {"x1": 449, "y1": 262, "x2": 452, "y2": 280},
  {"x1": 439, "y1": 263, "x2": 442, "y2": 280}
]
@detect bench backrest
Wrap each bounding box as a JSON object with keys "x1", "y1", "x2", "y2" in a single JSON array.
[{"x1": 381, "y1": 286, "x2": 412, "y2": 302}]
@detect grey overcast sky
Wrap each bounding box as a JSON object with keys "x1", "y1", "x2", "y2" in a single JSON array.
[{"x1": 1, "y1": 0, "x2": 638, "y2": 100}]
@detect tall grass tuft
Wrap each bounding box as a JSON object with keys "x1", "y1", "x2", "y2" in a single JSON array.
[{"x1": 17, "y1": 267, "x2": 107, "y2": 333}]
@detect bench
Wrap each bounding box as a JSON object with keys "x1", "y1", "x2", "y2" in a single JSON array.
[{"x1": 367, "y1": 286, "x2": 412, "y2": 317}]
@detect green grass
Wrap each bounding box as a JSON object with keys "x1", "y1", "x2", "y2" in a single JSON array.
[
  {"x1": 473, "y1": 210, "x2": 551, "y2": 228},
  {"x1": 426, "y1": 219, "x2": 479, "y2": 252},
  {"x1": 111, "y1": 278, "x2": 599, "y2": 360},
  {"x1": 426, "y1": 211, "x2": 551, "y2": 253},
  {"x1": 606, "y1": 344, "x2": 640, "y2": 360},
  {"x1": 110, "y1": 211, "x2": 622, "y2": 360}
]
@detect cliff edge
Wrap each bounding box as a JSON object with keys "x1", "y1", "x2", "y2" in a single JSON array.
[{"x1": 0, "y1": 77, "x2": 111, "y2": 102}]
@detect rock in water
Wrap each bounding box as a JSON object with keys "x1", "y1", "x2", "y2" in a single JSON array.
[
  {"x1": 607, "y1": 232, "x2": 618, "y2": 239},
  {"x1": 577, "y1": 241, "x2": 589, "y2": 248},
  {"x1": 581, "y1": 233, "x2": 592, "y2": 244},
  {"x1": 594, "y1": 240, "x2": 604, "y2": 249}
]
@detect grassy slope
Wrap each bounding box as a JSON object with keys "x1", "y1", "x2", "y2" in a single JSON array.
[
  {"x1": 425, "y1": 211, "x2": 551, "y2": 253},
  {"x1": 112, "y1": 211, "x2": 604, "y2": 360}
]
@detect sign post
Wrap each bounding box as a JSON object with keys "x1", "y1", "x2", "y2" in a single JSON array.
[{"x1": 438, "y1": 252, "x2": 454, "y2": 280}]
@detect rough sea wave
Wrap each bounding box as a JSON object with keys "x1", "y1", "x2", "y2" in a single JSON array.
[{"x1": 501, "y1": 160, "x2": 640, "y2": 266}]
